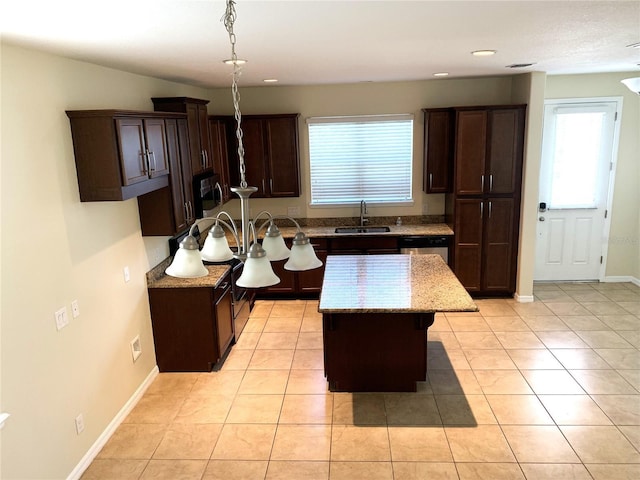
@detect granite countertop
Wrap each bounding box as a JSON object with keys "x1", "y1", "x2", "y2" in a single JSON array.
[
  {"x1": 147, "y1": 258, "x2": 231, "y2": 289},
  {"x1": 319, "y1": 254, "x2": 477, "y2": 314}
]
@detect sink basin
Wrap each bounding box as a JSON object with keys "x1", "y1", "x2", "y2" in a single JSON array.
[{"x1": 335, "y1": 226, "x2": 391, "y2": 234}]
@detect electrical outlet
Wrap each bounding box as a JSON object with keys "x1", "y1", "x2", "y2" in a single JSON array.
[
  {"x1": 74, "y1": 413, "x2": 85, "y2": 434},
  {"x1": 71, "y1": 300, "x2": 80, "y2": 318},
  {"x1": 130, "y1": 335, "x2": 142, "y2": 362},
  {"x1": 123, "y1": 266, "x2": 130, "y2": 283},
  {"x1": 55, "y1": 307, "x2": 69, "y2": 331},
  {"x1": 287, "y1": 206, "x2": 300, "y2": 217}
]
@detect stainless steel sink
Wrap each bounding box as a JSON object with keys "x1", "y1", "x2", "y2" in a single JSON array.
[{"x1": 334, "y1": 226, "x2": 391, "y2": 234}]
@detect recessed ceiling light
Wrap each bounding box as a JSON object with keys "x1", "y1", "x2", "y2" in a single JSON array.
[
  {"x1": 471, "y1": 50, "x2": 497, "y2": 57},
  {"x1": 626, "y1": 42, "x2": 640, "y2": 48},
  {"x1": 223, "y1": 58, "x2": 247, "y2": 65},
  {"x1": 433, "y1": 72, "x2": 449, "y2": 77},
  {"x1": 506, "y1": 63, "x2": 536, "y2": 69}
]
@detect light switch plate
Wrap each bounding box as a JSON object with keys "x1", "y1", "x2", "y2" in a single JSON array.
[{"x1": 55, "y1": 307, "x2": 69, "y2": 331}]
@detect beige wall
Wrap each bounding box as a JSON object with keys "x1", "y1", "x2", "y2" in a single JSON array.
[
  {"x1": 545, "y1": 73, "x2": 640, "y2": 280},
  {"x1": 511, "y1": 72, "x2": 547, "y2": 299},
  {"x1": 0, "y1": 43, "x2": 212, "y2": 479}
]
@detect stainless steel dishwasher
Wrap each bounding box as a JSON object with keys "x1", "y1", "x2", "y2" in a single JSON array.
[{"x1": 398, "y1": 235, "x2": 450, "y2": 264}]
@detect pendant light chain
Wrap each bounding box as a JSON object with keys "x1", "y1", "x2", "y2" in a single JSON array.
[{"x1": 223, "y1": 0, "x2": 247, "y2": 188}]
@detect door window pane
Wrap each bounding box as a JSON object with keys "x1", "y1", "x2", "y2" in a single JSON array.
[{"x1": 549, "y1": 111, "x2": 604, "y2": 209}]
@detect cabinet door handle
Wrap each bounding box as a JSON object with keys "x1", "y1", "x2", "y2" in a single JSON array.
[
  {"x1": 488, "y1": 201, "x2": 492, "y2": 218},
  {"x1": 262, "y1": 179, "x2": 265, "y2": 193},
  {"x1": 480, "y1": 202, "x2": 484, "y2": 218},
  {"x1": 201, "y1": 151, "x2": 206, "y2": 170},
  {"x1": 269, "y1": 178, "x2": 273, "y2": 193},
  {"x1": 184, "y1": 202, "x2": 189, "y2": 221},
  {"x1": 429, "y1": 173, "x2": 433, "y2": 190},
  {"x1": 188, "y1": 201, "x2": 194, "y2": 221},
  {"x1": 481, "y1": 174, "x2": 485, "y2": 191},
  {"x1": 150, "y1": 151, "x2": 157, "y2": 172},
  {"x1": 140, "y1": 152, "x2": 148, "y2": 174},
  {"x1": 204, "y1": 150, "x2": 209, "y2": 167},
  {"x1": 489, "y1": 174, "x2": 493, "y2": 192}
]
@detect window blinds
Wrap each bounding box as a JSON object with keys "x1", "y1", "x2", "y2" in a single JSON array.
[{"x1": 308, "y1": 114, "x2": 413, "y2": 205}]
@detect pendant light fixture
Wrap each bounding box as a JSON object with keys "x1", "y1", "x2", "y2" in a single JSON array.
[
  {"x1": 621, "y1": 77, "x2": 640, "y2": 95},
  {"x1": 165, "y1": 0, "x2": 322, "y2": 287}
]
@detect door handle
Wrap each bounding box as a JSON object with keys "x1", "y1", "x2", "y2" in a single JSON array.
[{"x1": 539, "y1": 216, "x2": 545, "y2": 221}]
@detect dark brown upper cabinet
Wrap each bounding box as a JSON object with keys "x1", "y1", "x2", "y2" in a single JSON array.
[
  {"x1": 423, "y1": 108, "x2": 454, "y2": 193},
  {"x1": 66, "y1": 110, "x2": 184, "y2": 201},
  {"x1": 137, "y1": 118, "x2": 195, "y2": 236},
  {"x1": 454, "y1": 106, "x2": 525, "y2": 196},
  {"x1": 227, "y1": 114, "x2": 301, "y2": 198},
  {"x1": 208, "y1": 116, "x2": 233, "y2": 203},
  {"x1": 152, "y1": 97, "x2": 213, "y2": 176}
]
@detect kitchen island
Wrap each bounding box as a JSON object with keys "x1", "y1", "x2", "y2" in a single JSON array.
[{"x1": 319, "y1": 254, "x2": 477, "y2": 392}]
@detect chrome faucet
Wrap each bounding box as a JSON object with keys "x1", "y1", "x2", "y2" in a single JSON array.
[{"x1": 359, "y1": 200, "x2": 369, "y2": 227}]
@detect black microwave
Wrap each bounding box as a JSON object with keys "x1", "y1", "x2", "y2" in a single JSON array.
[{"x1": 192, "y1": 172, "x2": 221, "y2": 219}]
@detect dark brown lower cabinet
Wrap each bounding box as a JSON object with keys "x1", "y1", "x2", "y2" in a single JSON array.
[
  {"x1": 329, "y1": 236, "x2": 399, "y2": 255},
  {"x1": 259, "y1": 238, "x2": 328, "y2": 297},
  {"x1": 453, "y1": 199, "x2": 483, "y2": 291},
  {"x1": 453, "y1": 197, "x2": 517, "y2": 295},
  {"x1": 323, "y1": 312, "x2": 433, "y2": 392},
  {"x1": 266, "y1": 259, "x2": 297, "y2": 294},
  {"x1": 297, "y1": 248, "x2": 328, "y2": 293},
  {"x1": 148, "y1": 271, "x2": 233, "y2": 372},
  {"x1": 483, "y1": 198, "x2": 516, "y2": 292}
]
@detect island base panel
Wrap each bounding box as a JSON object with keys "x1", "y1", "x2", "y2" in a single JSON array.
[{"x1": 323, "y1": 312, "x2": 434, "y2": 392}]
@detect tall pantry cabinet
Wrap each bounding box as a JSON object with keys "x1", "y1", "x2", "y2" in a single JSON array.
[{"x1": 444, "y1": 105, "x2": 526, "y2": 296}]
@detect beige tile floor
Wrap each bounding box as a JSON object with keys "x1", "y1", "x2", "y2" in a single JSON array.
[{"x1": 82, "y1": 282, "x2": 640, "y2": 480}]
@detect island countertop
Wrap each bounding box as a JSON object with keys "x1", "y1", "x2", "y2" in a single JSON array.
[{"x1": 319, "y1": 254, "x2": 477, "y2": 314}]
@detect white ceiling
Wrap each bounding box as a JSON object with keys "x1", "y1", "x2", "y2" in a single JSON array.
[{"x1": 2, "y1": 0, "x2": 639, "y2": 88}]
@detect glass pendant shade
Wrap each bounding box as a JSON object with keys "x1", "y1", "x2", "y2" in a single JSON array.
[
  {"x1": 201, "y1": 224, "x2": 234, "y2": 262},
  {"x1": 165, "y1": 236, "x2": 208, "y2": 278},
  {"x1": 261, "y1": 223, "x2": 290, "y2": 261},
  {"x1": 284, "y1": 232, "x2": 323, "y2": 271},
  {"x1": 236, "y1": 243, "x2": 280, "y2": 288},
  {"x1": 621, "y1": 77, "x2": 640, "y2": 95}
]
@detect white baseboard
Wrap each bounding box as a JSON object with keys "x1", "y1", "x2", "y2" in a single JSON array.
[
  {"x1": 515, "y1": 293, "x2": 534, "y2": 303},
  {"x1": 67, "y1": 366, "x2": 159, "y2": 480},
  {"x1": 603, "y1": 275, "x2": 640, "y2": 286}
]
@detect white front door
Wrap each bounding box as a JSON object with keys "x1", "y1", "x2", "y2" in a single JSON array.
[{"x1": 535, "y1": 99, "x2": 620, "y2": 281}]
